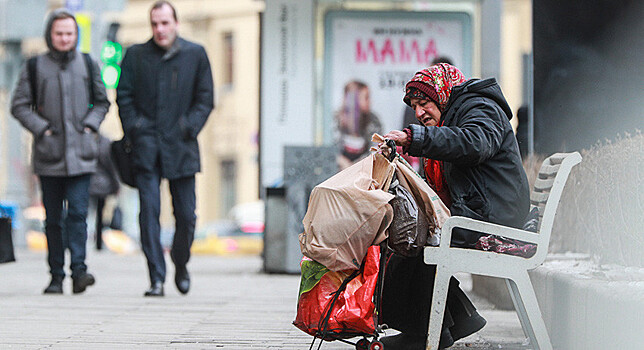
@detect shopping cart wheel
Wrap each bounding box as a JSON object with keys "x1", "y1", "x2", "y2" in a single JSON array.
[
  {"x1": 368, "y1": 340, "x2": 384, "y2": 350},
  {"x1": 355, "y1": 338, "x2": 370, "y2": 350}
]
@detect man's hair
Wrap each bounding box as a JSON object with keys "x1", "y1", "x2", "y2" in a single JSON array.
[
  {"x1": 150, "y1": 1, "x2": 178, "y2": 21},
  {"x1": 50, "y1": 9, "x2": 76, "y2": 23}
]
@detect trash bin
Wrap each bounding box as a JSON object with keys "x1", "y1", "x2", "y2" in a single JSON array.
[
  {"x1": 262, "y1": 146, "x2": 338, "y2": 273},
  {"x1": 263, "y1": 187, "x2": 288, "y2": 273}
]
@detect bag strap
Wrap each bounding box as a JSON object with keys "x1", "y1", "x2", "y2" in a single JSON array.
[
  {"x1": 27, "y1": 56, "x2": 38, "y2": 110},
  {"x1": 385, "y1": 139, "x2": 397, "y2": 162},
  {"x1": 82, "y1": 53, "x2": 95, "y2": 108},
  {"x1": 27, "y1": 53, "x2": 95, "y2": 109},
  {"x1": 316, "y1": 266, "x2": 363, "y2": 341}
]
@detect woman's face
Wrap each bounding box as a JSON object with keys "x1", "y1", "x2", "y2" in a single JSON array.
[
  {"x1": 343, "y1": 86, "x2": 371, "y2": 114},
  {"x1": 357, "y1": 88, "x2": 370, "y2": 112},
  {"x1": 410, "y1": 97, "x2": 442, "y2": 127}
]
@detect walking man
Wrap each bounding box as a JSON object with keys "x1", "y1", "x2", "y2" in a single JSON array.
[
  {"x1": 117, "y1": 0, "x2": 214, "y2": 297},
  {"x1": 11, "y1": 9, "x2": 109, "y2": 294}
]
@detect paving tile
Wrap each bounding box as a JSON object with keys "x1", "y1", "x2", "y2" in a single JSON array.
[{"x1": 0, "y1": 249, "x2": 525, "y2": 349}]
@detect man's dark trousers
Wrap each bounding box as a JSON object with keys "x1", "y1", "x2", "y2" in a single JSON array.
[
  {"x1": 40, "y1": 175, "x2": 91, "y2": 279},
  {"x1": 136, "y1": 161, "x2": 196, "y2": 285}
]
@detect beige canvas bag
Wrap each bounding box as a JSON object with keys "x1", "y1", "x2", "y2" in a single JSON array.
[
  {"x1": 299, "y1": 153, "x2": 395, "y2": 271},
  {"x1": 299, "y1": 136, "x2": 450, "y2": 271}
]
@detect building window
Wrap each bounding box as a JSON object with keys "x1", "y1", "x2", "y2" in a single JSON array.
[
  {"x1": 220, "y1": 159, "x2": 236, "y2": 217},
  {"x1": 223, "y1": 32, "x2": 234, "y2": 87}
]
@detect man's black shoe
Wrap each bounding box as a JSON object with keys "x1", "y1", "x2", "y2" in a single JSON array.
[
  {"x1": 175, "y1": 265, "x2": 190, "y2": 295},
  {"x1": 43, "y1": 276, "x2": 64, "y2": 294},
  {"x1": 72, "y1": 272, "x2": 95, "y2": 294},
  {"x1": 144, "y1": 281, "x2": 164, "y2": 297}
]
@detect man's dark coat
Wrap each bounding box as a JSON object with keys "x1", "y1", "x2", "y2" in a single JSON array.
[{"x1": 117, "y1": 37, "x2": 214, "y2": 180}]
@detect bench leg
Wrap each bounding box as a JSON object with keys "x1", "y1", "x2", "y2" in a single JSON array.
[
  {"x1": 506, "y1": 272, "x2": 553, "y2": 350},
  {"x1": 425, "y1": 268, "x2": 451, "y2": 350}
]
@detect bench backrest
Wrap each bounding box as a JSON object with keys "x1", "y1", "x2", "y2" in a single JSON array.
[{"x1": 529, "y1": 152, "x2": 582, "y2": 262}]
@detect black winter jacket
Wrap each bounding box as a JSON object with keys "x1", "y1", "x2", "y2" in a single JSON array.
[
  {"x1": 407, "y1": 78, "x2": 529, "y2": 247},
  {"x1": 116, "y1": 37, "x2": 214, "y2": 180}
]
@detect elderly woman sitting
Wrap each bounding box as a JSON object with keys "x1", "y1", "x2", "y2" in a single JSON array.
[{"x1": 380, "y1": 63, "x2": 530, "y2": 349}]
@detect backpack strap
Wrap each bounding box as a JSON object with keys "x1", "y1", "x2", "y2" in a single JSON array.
[
  {"x1": 82, "y1": 52, "x2": 95, "y2": 108},
  {"x1": 27, "y1": 53, "x2": 95, "y2": 109},
  {"x1": 27, "y1": 56, "x2": 38, "y2": 110}
]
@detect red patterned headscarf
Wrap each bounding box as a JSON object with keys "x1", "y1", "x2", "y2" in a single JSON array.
[{"x1": 403, "y1": 63, "x2": 467, "y2": 111}]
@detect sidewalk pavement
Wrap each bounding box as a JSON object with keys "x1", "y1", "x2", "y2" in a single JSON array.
[{"x1": 0, "y1": 248, "x2": 528, "y2": 349}]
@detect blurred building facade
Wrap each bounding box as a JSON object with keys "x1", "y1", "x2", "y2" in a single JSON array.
[
  {"x1": 110, "y1": 0, "x2": 264, "y2": 229},
  {"x1": 1, "y1": 0, "x2": 531, "y2": 238}
]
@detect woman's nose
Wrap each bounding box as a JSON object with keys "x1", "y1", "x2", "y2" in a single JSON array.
[{"x1": 415, "y1": 106, "x2": 424, "y2": 117}]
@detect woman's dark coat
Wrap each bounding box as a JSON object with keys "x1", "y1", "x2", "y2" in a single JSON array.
[
  {"x1": 116, "y1": 37, "x2": 214, "y2": 180},
  {"x1": 407, "y1": 78, "x2": 530, "y2": 247}
]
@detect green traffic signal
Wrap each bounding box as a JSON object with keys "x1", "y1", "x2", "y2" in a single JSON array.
[
  {"x1": 100, "y1": 41, "x2": 123, "y2": 65},
  {"x1": 101, "y1": 63, "x2": 121, "y2": 89},
  {"x1": 100, "y1": 41, "x2": 123, "y2": 89}
]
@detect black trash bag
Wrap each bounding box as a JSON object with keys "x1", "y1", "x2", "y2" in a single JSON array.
[{"x1": 387, "y1": 175, "x2": 430, "y2": 257}]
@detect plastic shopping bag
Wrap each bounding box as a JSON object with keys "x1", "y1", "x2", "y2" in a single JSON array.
[
  {"x1": 371, "y1": 134, "x2": 450, "y2": 248},
  {"x1": 293, "y1": 246, "x2": 381, "y2": 340},
  {"x1": 387, "y1": 174, "x2": 430, "y2": 257},
  {"x1": 475, "y1": 207, "x2": 539, "y2": 258}
]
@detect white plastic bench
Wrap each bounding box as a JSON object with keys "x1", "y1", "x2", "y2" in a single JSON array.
[{"x1": 423, "y1": 152, "x2": 582, "y2": 350}]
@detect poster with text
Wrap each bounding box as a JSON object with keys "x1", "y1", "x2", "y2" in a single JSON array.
[{"x1": 324, "y1": 11, "x2": 472, "y2": 169}]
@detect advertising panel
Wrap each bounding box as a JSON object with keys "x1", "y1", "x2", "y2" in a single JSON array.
[
  {"x1": 260, "y1": 0, "x2": 315, "y2": 188},
  {"x1": 324, "y1": 11, "x2": 472, "y2": 169}
]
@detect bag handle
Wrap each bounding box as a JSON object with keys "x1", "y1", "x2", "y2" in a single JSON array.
[{"x1": 385, "y1": 139, "x2": 397, "y2": 162}]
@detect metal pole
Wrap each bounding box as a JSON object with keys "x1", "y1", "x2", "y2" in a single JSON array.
[
  {"x1": 527, "y1": 53, "x2": 534, "y2": 155},
  {"x1": 480, "y1": 0, "x2": 502, "y2": 80}
]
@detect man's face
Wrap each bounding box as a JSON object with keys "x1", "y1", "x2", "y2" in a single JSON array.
[
  {"x1": 50, "y1": 18, "x2": 77, "y2": 52},
  {"x1": 150, "y1": 4, "x2": 178, "y2": 50}
]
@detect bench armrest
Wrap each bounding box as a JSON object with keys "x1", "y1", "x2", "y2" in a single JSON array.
[{"x1": 440, "y1": 216, "x2": 542, "y2": 248}]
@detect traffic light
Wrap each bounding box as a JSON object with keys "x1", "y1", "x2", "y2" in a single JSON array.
[{"x1": 100, "y1": 40, "x2": 122, "y2": 89}]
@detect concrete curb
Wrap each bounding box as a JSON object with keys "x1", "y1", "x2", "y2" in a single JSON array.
[
  {"x1": 473, "y1": 256, "x2": 644, "y2": 350},
  {"x1": 531, "y1": 258, "x2": 644, "y2": 350}
]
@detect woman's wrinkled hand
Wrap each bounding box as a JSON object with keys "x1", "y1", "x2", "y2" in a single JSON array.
[{"x1": 383, "y1": 130, "x2": 410, "y2": 147}]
